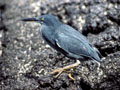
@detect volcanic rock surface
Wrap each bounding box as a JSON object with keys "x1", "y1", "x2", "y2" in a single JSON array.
[{"x1": 0, "y1": 0, "x2": 120, "y2": 90}]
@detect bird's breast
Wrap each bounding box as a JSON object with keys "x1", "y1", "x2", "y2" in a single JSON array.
[{"x1": 41, "y1": 27, "x2": 56, "y2": 48}]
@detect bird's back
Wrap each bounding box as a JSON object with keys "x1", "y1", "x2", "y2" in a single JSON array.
[{"x1": 54, "y1": 24, "x2": 102, "y2": 62}]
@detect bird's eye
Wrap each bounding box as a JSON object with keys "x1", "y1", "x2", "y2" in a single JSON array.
[{"x1": 41, "y1": 18, "x2": 44, "y2": 21}]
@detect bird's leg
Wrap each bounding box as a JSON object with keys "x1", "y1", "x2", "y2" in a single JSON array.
[{"x1": 50, "y1": 60, "x2": 80, "y2": 80}]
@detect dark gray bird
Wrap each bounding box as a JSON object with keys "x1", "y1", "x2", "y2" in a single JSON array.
[{"x1": 22, "y1": 14, "x2": 102, "y2": 80}]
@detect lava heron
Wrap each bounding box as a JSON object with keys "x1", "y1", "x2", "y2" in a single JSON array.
[{"x1": 22, "y1": 14, "x2": 102, "y2": 80}]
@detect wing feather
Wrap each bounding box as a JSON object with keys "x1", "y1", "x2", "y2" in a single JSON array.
[
  {"x1": 55, "y1": 31, "x2": 90, "y2": 59},
  {"x1": 54, "y1": 24, "x2": 101, "y2": 61}
]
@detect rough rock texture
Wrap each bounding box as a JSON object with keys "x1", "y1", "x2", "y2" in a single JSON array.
[
  {"x1": 0, "y1": 0, "x2": 5, "y2": 56},
  {"x1": 0, "y1": 0, "x2": 120, "y2": 90}
]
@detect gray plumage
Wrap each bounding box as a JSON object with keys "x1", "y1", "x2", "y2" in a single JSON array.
[{"x1": 22, "y1": 14, "x2": 102, "y2": 62}]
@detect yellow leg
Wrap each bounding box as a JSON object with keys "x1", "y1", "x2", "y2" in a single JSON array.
[{"x1": 50, "y1": 60, "x2": 80, "y2": 80}]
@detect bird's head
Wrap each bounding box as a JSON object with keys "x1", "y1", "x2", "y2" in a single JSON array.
[{"x1": 22, "y1": 14, "x2": 61, "y2": 26}]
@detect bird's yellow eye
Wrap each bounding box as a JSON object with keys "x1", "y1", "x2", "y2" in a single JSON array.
[{"x1": 41, "y1": 18, "x2": 44, "y2": 21}]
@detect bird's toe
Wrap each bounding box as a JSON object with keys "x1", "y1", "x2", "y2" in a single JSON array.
[
  {"x1": 68, "y1": 73, "x2": 75, "y2": 81},
  {"x1": 50, "y1": 68, "x2": 64, "y2": 78}
]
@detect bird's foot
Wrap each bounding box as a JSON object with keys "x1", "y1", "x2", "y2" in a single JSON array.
[
  {"x1": 50, "y1": 60, "x2": 80, "y2": 80},
  {"x1": 50, "y1": 67, "x2": 64, "y2": 78}
]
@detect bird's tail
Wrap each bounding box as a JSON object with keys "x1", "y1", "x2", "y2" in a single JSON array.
[{"x1": 91, "y1": 47, "x2": 103, "y2": 62}]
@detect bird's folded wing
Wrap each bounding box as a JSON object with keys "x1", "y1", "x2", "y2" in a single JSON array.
[{"x1": 55, "y1": 32, "x2": 90, "y2": 58}]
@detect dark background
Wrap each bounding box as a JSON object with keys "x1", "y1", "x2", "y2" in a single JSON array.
[{"x1": 0, "y1": 0, "x2": 120, "y2": 90}]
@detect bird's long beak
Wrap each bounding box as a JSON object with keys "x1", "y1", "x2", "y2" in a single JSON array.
[{"x1": 21, "y1": 17, "x2": 38, "y2": 22}]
